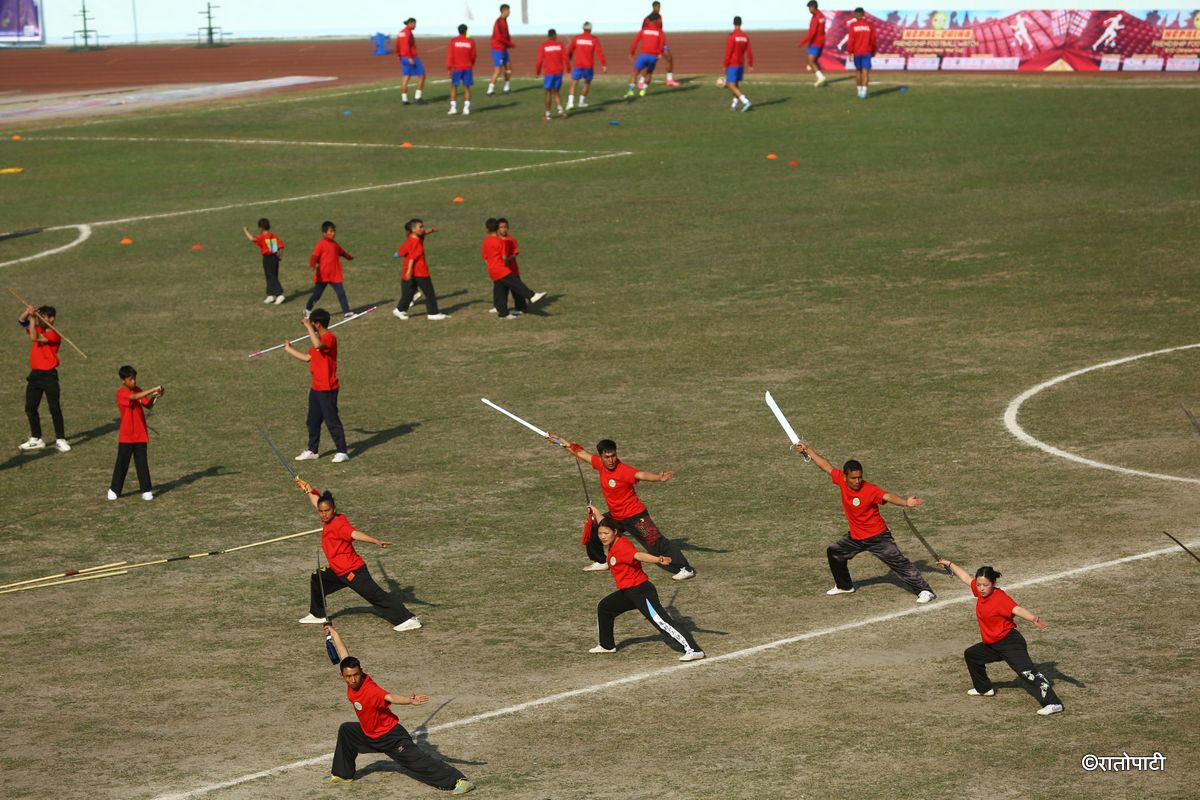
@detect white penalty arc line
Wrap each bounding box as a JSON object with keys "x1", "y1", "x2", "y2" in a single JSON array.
[
  {"x1": 0, "y1": 224, "x2": 91, "y2": 270},
  {"x1": 1003, "y1": 342, "x2": 1200, "y2": 485},
  {"x1": 28, "y1": 135, "x2": 597, "y2": 156},
  {"x1": 152, "y1": 537, "x2": 1197, "y2": 800}
]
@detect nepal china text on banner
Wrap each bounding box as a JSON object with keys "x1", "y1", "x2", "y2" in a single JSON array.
[{"x1": 816, "y1": 10, "x2": 1200, "y2": 71}]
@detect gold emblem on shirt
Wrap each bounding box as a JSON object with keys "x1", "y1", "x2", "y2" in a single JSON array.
[
  {"x1": 353, "y1": 702, "x2": 363, "y2": 710},
  {"x1": 608, "y1": 479, "x2": 616, "y2": 488},
  {"x1": 852, "y1": 497, "x2": 861, "y2": 507}
]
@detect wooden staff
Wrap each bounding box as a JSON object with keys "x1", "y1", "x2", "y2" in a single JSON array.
[{"x1": 8, "y1": 287, "x2": 88, "y2": 359}]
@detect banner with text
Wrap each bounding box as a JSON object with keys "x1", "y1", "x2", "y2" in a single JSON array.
[{"x1": 0, "y1": 0, "x2": 42, "y2": 43}]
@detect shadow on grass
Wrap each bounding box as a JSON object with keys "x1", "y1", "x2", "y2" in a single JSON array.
[
  {"x1": 747, "y1": 97, "x2": 789, "y2": 108},
  {"x1": 868, "y1": 86, "x2": 906, "y2": 99},
  {"x1": 155, "y1": 465, "x2": 231, "y2": 497},
  {"x1": 439, "y1": 298, "x2": 487, "y2": 316},
  {"x1": 0, "y1": 417, "x2": 119, "y2": 473},
  {"x1": 517, "y1": 292, "x2": 561, "y2": 316},
  {"x1": 402, "y1": 288, "x2": 467, "y2": 311},
  {"x1": 328, "y1": 559, "x2": 440, "y2": 623},
  {"x1": 467, "y1": 101, "x2": 518, "y2": 114},
  {"x1": 615, "y1": 587, "x2": 728, "y2": 652},
  {"x1": 347, "y1": 421, "x2": 419, "y2": 458},
  {"x1": 674, "y1": 537, "x2": 731, "y2": 555},
  {"x1": 991, "y1": 661, "x2": 1087, "y2": 693}
]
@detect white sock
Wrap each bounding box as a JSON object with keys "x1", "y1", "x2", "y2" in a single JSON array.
[
  {"x1": 731, "y1": 99, "x2": 738, "y2": 108},
  {"x1": 816, "y1": 70, "x2": 825, "y2": 80},
  {"x1": 401, "y1": 92, "x2": 408, "y2": 102},
  {"x1": 415, "y1": 90, "x2": 422, "y2": 100},
  {"x1": 579, "y1": 96, "x2": 587, "y2": 106},
  {"x1": 463, "y1": 100, "x2": 470, "y2": 111},
  {"x1": 450, "y1": 101, "x2": 457, "y2": 109},
  {"x1": 740, "y1": 95, "x2": 750, "y2": 105},
  {"x1": 566, "y1": 95, "x2": 574, "y2": 106},
  {"x1": 503, "y1": 80, "x2": 510, "y2": 90},
  {"x1": 667, "y1": 72, "x2": 675, "y2": 80}
]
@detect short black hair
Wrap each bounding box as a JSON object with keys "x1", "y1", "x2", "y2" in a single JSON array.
[
  {"x1": 500, "y1": 3, "x2": 510, "y2": 11},
  {"x1": 37, "y1": 305, "x2": 56, "y2": 318},
  {"x1": 596, "y1": 439, "x2": 617, "y2": 454},
  {"x1": 404, "y1": 17, "x2": 416, "y2": 25},
  {"x1": 808, "y1": 1, "x2": 819, "y2": 8},
  {"x1": 485, "y1": 218, "x2": 500, "y2": 232},
  {"x1": 854, "y1": 6, "x2": 865, "y2": 14},
  {"x1": 339, "y1": 656, "x2": 361, "y2": 671},
  {"x1": 497, "y1": 217, "x2": 509, "y2": 225},
  {"x1": 118, "y1": 365, "x2": 137, "y2": 380},
  {"x1": 548, "y1": 28, "x2": 557, "y2": 37},
  {"x1": 321, "y1": 220, "x2": 336, "y2": 233},
  {"x1": 842, "y1": 459, "x2": 863, "y2": 474},
  {"x1": 257, "y1": 217, "x2": 270, "y2": 230},
  {"x1": 458, "y1": 23, "x2": 468, "y2": 34},
  {"x1": 975, "y1": 566, "x2": 1002, "y2": 583},
  {"x1": 734, "y1": 15, "x2": 742, "y2": 26},
  {"x1": 318, "y1": 489, "x2": 336, "y2": 508},
  {"x1": 405, "y1": 218, "x2": 422, "y2": 233},
  {"x1": 309, "y1": 308, "x2": 332, "y2": 328}
]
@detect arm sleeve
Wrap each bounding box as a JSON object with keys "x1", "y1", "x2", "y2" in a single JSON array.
[
  {"x1": 589, "y1": 453, "x2": 602, "y2": 471},
  {"x1": 747, "y1": 41, "x2": 754, "y2": 67},
  {"x1": 830, "y1": 468, "x2": 845, "y2": 487},
  {"x1": 631, "y1": 31, "x2": 642, "y2": 56},
  {"x1": 597, "y1": 40, "x2": 607, "y2": 67},
  {"x1": 309, "y1": 243, "x2": 321, "y2": 269},
  {"x1": 723, "y1": 36, "x2": 734, "y2": 66}
]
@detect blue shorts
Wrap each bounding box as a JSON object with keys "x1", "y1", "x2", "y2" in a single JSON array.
[
  {"x1": 572, "y1": 67, "x2": 594, "y2": 82},
  {"x1": 634, "y1": 54, "x2": 659, "y2": 73},
  {"x1": 491, "y1": 48, "x2": 510, "y2": 68},
  {"x1": 452, "y1": 69, "x2": 474, "y2": 87},
  {"x1": 400, "y1": 57, "x2": 425, "y2": 77},
  {"x1": 807, "y1": 45, "x2": 822, "y2": 57},
  {"x1": 543, "y1": 73, "x2": 563, "y2": 90},
  {"x1": 853, "y1": 54, "x2": 873, "y2": 70},
  {"x1": 724, "y1": 66, "x2": 744, "y2": 85}
]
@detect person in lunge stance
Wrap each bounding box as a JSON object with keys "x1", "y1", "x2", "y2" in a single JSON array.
[{"x1": 793, "y1": 441, "x2": 936, "y2": 603}]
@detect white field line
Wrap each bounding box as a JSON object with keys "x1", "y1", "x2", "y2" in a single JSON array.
[
  {"x1": 152, "y1": 537, "x2": 1197, "y2": 800},
  {"x1": 0, "y1": 224, "x2": 91, "y2": 270},
  {"x1": 1004, "y1": 343, "x2": 1200, "y2": 484},
  {"x1": 29, "y1": 134, "x2": 597, "y2": 155}
]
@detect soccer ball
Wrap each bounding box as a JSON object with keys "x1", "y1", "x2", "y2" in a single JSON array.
[{"x1": 715, "y1": 76, "x2": 727, "y2": 88}]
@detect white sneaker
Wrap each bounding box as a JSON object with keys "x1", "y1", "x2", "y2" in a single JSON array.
[
  {"x1": 331, "y1": 452, "x2": 350, "y2": 463},
  {"x1": 427, "y1": 313, "x2": 449, "y2": 320},
  {"x1": 141, "y1": 492, "x2": 154, "y2": 501},
  {"x1": 106, "y1": 489, "x2": 118, "y2": 501},
  {"x1": 393, "y1": 617, "x2": 422, "y2": 632},
  {"x1": 967, "y1": 688, "x2": 995, "y2": 697},
  {"x1": 679, "y1": 651, "x2": 705, "y2": 662},
  {"x1": 510, "y1": 310, "x2": 524, "y2": 317},
  {"x1": 487, "y1": 85, "x2": 495, "y2": 96},
  {"x1": 530, "y1": 291, "x2": 547, "y2": 304},
  {"x1": 672, "y1": 567, "x2": 696, "y2": 581},
  {"x1": 54, "y1": 439, "x2": 71, "y2": 452},
  {"x1": 1037, "y1": 703, "x2": 1064, "y2": 716},
  {"x1": 18, "y1": 437, "x2": 45, "y2": 451},
  {"x1": 264, "y1": 296, "x2": 275, "y2": 304},
  {"x1": 393, "y1": 309, "x2": 409, "y2": 320},
  {"x1": 815, "y1": 75, "x2": 827, "y2": 87},
  {"x1": 582, "y1": 561, "x2": 609, "y2": 571},
  {"x1": 295, "y1": 450, "x2": 319, "y2": 461},
  {"x1": 274, "y1": 295, "x2": 286, "y2": 305},
  {"x1": 488, "y1": 307, "x2": 498, "y2": 314},
  {"x1": 916, "y1": 590, "x2": 936, "y2": 604},
  {"x1": 825, "y1": 586, "x2": 855, "y2": 595},
  {"x1": 498, "y1": 314, "x2": 520, "y2": 320},
  {"x1": 298, "y1": 613, "x2": 329, "y2": 624},
  {"x1": 448, "y1": 107, "x2": 458, "y2": 115},
  {"x1": 343, "y1": 312, "x2": 355, "y2": 319},
  {"x1": 303, "y1": 308, "x2": 312, "y2": 320},
  {"x1": 463, "y1": 107, "x2": 470, "y2": 116},
  {"x1": 589, "y1": 645, "x2": 616, "y2": 654}
]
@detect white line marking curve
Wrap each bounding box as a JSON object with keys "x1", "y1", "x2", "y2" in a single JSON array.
[{"x1": 0, "y1": 224, "x2": 92, "y2": 270}]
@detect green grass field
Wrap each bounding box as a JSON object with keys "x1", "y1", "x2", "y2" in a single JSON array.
[{"x1": 2, "y1": 72, "x2": 1199, "y2": 800}]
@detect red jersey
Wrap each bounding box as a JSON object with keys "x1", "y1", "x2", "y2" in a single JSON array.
[
  {"x1": 607, "y1": 534, "x2": 649, "y2": 590},
  {"x1": 724, "y1": 28, "x2": 753, "y2": 68},
  {"x1": 447, "y1": 35, "x2": 477, "y2": 70},
  {"x1": 591, "y1": 454, "x2": 646, "y2": 520},
  {"x1": 831, "y1": 468, "x2": 889, "y2": 540},
  {"x1": 972, "y1": 580, "x2": 1018, "y2": 645},
  {"x1": 309, "y1": 330, "x2": 339, "y2": 392},
  {"x1": 482, "y1": 235, "x2": 511, "y2": 281},
  {"x1": 310, "y1": 238, "x2": 352, "y2": 284},
  {"x1": 801, "y1": 11, "x2": 827, "y2": 47},
  {"x1": 846, "y1": 18, "x2": 877, "y2": 55},
  {"x1": 642, "y1": 15, "x2": 664, "y2": 31},
  {"x1": 346, "y1": 674, "x2": 399, "y2": 739},
  {"x1": 491, "y1": 16, "x2": 514, "y2": 50},
  {"x1": 252, "y1": 232, "x2": 283, "y2": 256},
  {"x1": 397, "y1": 27, "x2": 417, "y2": 58},
  {"x1": 631, "y1": 28, "x2": 665, "y2": 57},
  {"x1": 116, "y1": 386, "x2": 151, "y2": 443},
  {"x1": 29, "y1": 325, "x2": 61, "y2": 371},
  {"x1": 568, "y1": 33, "x2": 606, "y2": 69},
  {"x1": 397, "y1": 234, "x2": 429, "y2": 278},
  {"x1": 536, "y1": 40, "x2": 566, "y2": 75},
  {"x1": 503, "y1": 235, "x2": 520, "y2": 276},
  {"x1": 322, "y1": 513, "x2": 366, "y2": 576}
]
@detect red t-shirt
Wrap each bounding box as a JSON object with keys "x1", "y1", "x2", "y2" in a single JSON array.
[
  {"x1": 846, "y1": 18, "x2": 877, "y2": 55},
  {"x1": 724, "y1": 29, "x2": 753, "y2": 67},
  {"x1": 801, "y1": 11, "x2": 827, "y2": 47},
  {"x1": 346, "y1": 674, "x2": 399, "y2": 739},
  {"x1": 322, "y1": 513, "x2": 366, "y2": 576},
  {"x1": 482, "y1": 235, "x2": 511, "y2": 281},
  {"x1": 831, "y1": 468, "x2": 888, "y2": 540},
  {"x1": 591, "y1": 454, "x2": 646, "y2": 520},
  {"x1": 252, "y1": 232, "x2": 283, "y2": 256},
  {"x1": 447, "y1": 35, "x2": 477, "y2": 70},
  {"x1": 568, "y1": 33, "x2": 606, "y2": 69},
  {"x1": 631, "y1": 28, "x2": 666, "y2": 57},
  {"x1": 607, "y1": 534, "x2": 649, "y2": 590},
  {"x1": 310, "y1": 238, "x2": 352, "y2": 284},
  {"x1": 503, "y1": 235, "x2": 520, "y2": 276},
  {"x1": 491, "y1": 17, "x2": 514, "y2": 50},
  {"x1": 398, "y1": 27, "x2": 418, "y2": 58},
  {"x1": 398, "y1": 235, "x2": 429, "y2": 278},
  {"x1": 536, "y1": 41, "x2": 566, "y2": 75},
  {"x1": 972, "y1": 580, "x2": 1018, "y2": 645},
  {"x1": 116, "y1": 386, "x2": 151, "y2": 443},
  {"x1": 29, "y1": 326, "x2": 61, "y2": 370},
  {"x1": 309, "y1": 331, "x2": 339, "y2": 392}
]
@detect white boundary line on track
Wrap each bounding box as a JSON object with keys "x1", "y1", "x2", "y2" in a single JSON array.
[
  {"x1": 0, "y1": 224, "x2": 91, "y2": 270},
  {"x1": 1003, "y1": 343, "x2": 1200, "y2": 485},
  {"x1": 28, "y1": 134, "x2": 598, "y2": 156},
  {"x1": 153, "y1": 537, "x2": 1197, "y2": 800}
]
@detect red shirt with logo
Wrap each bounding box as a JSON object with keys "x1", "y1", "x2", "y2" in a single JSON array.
[
  {"x1": 724, "y1": 29, "x2": 753, "y2": 67},
  {"x1": 846, "y1": 18, "x2": 877, "y2": 55},
  {"x1": 831, "y1": 468, "x2": 888, "y2": 540},
  {"x1": 309, "y1": 331, "x2": 339, "y2": 391},
  {"x1": 346, "y1": 674, "x2": 399, "y2": 739},
  {"x1": 536, "y1": 41, "x2": 566, "y2": 75},
  {"x1": 447, "y1": 35, "x2": 477, "y2": 70},
  {"x1": 491, "y1": 16, "x2": 514, "y2": 50},
  {"x1": 972, "y1": 580, "x2": 1018, "y2": 644},
  {"x1": 568, "y1": 33, "x2": 606, "y2": 69},
  {"x1": 631, "y1": 28, "x2": 666, "y2": 57},
  {"x1": 29, "y1": 326, "x2": 61, "y2": 370},
  {"x1": 322, "y1": 513, "x2": 366, "y2": 576},
  {"x1": 398, "y1": 27, "x2": 418, "y2": 58},
  {"x1": 591, "y1": 454, "x2": 647, "y2": 520},
  {"x1": 482, "y1": 235, "x2": 511, "y2": 281},
  {"x1": 607, "y1": 534, "x2": 649, "y2": 590},
  {"x1": 503, "y1": 235, "x2": 520, "y2": 276},
  {"x1": 252, "y1": 232, "x2": 283, "y2": 256},
  {"x1": 801, "y1": 11, "x2": 827, "y2": 47},
  {"x1": 398, "y1": 235, "x2": 429, "y2": 278},
  {"x1": 310, "y1": 238, "x2": 353, "y2": 284},
  {"x1": 116, "y1": 386, "x2": 151, "y2": 443}
]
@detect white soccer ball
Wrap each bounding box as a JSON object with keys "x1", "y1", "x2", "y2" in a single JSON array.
[{"x1": 715, "y1": 76, "x2": 727, "y2": 88}]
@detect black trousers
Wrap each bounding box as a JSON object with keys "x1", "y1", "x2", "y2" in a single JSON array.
[
  {"x1": 111, "y1": 442, "x2": 151, "y2": 494},
  {"x1": 310, "y1": 565, "x2": 415, "y2": 625},
  {"x1": 613, "y1": 511, "x2": 692, "y2": 575},
  {"x1": 307, "y1": 388, "x2": 348, "y2": 453},
  {"x1": 965, "y1": 629, "x2": 1062, "y2": 707},
  {"x1": 398, "y1": 276, "x2": 439, "y2": 315},
  {"x1": 307, "y1": 281, "x2": 350, "y2": 313},
  {"x1": 505, "y1": 271, "x2": 528, "y2": 312},
  {"x1": 597, "y1": 581, "x2": 701, "y2": 654},
  {"x1": 262, "y1": 254, "x2": 283, "y2": 296},
  {"x1": 332, "y1": 721, "x2": 466, "y2": 787},
  {"x1": 826, "y1": 530, "x2": 931, "y2": 594},
  {"x1": 585, "y1": 528, "x2": 606, "y2": 564},
  {"x1": 25, "y1": 368, "x2": 65, "y2": 440},
  {"x1": 492, "y1": 274, "x2": 534, "y2": 316}
]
